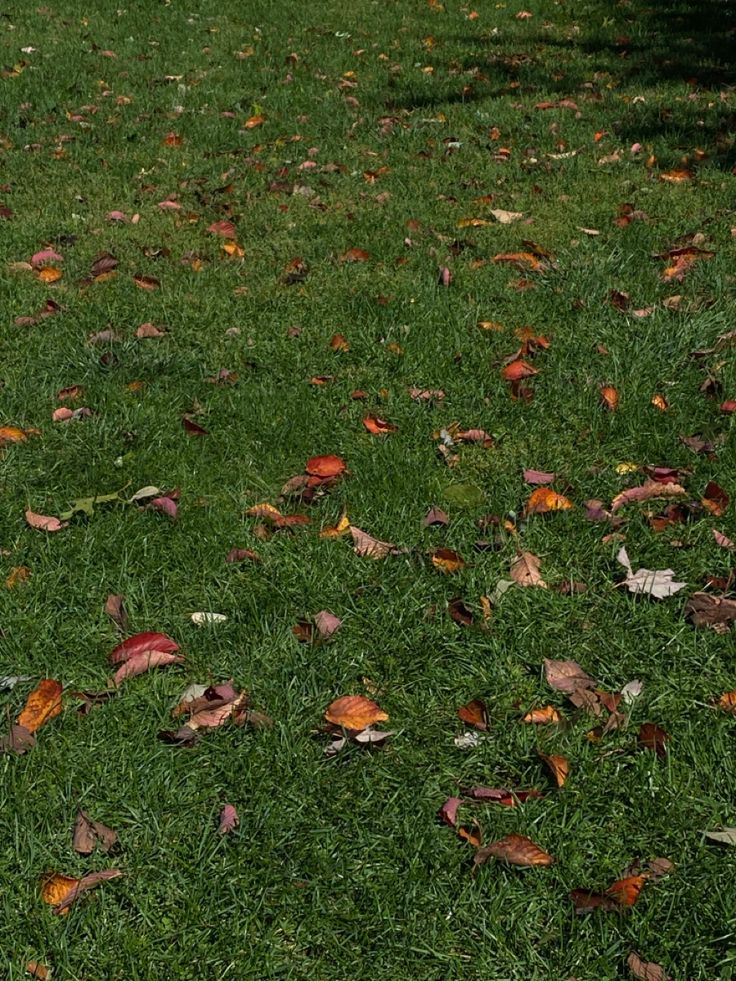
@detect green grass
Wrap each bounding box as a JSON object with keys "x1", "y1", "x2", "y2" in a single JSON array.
[{"x1": 1, "y1": 0, "x2": 736, "y2": 977}]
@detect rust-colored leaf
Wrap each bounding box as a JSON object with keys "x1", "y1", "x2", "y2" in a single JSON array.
[
  {"x1": 638, "y1": 722, "x2": 669, "y2": 758},
  {"x1": 243, "y1": 114, "x2": 265, "y2": 129},
  {"x1": 339, "y1": 247, "x2": 370, "y2": 263},
  {"x1": 133, "y1": 274, "x2": 160, "y2": 291},
  {"x1": 525, "y1": 487, "x2": 573, "y2": 515},
  {"x1": 457, "y1": 698, "x2": 488, "y2": 730},
  {"x1": 17, "y1": 679, "x2": 63, "y2": 733},
  {"x1": 522, "y1": 705, "x2": 561, "y2": 725},
  {"x1": 329, "y1": 333, "x2": 350, "y2": 352},
  {"x1": 502, "y1": 359, "x2": 538, "y2": 381},
  {"x1": 600, "y1": 385, "x2": 619, "y2": 410},
  {"x1": 431, "y1": 548, "x2": 465, "y2": 573},
  {"x1": 25, "y1": 961, "x2": 51, "y2": 980},
  {"x1": 611, "y1": 480, "x2": 687, "y2": 513},
  {"x1": 325, "y1": 695, "x2": 389, "y2": 730},
  {"x1": 448, "y1": 598, "x2": 474, "y2": 625},
  {"x1": 474, "y1": 833, "x2": 554, "y2": 868},
  {"x1": 539, "y1": 752, "x2": 569, "y2": 787},
  {"x1": 37, "y1": 266, "x2": 62, "y2": 283},
  {"x1": 717, "y1": 691, "x2": 736, "y2": 713},
  {"x1": 606, "y1": 874, "x2": 648, "y2": 907},
  {"x1": 363, "y1": 415, "x2": 397, "y2": 434},
  {"x1": 544, "y1": 658, "x2": 596, "y2": 693},
  {"x1": 6, "y1": 565, "x2": 31, "y2": 589},
  {"x1": 182, "y1": 415, "x2": 209, "y2": 436},
  {"x1": 658, "y1": 169, "x2": 692, "y2": 183},
  {"x1": 569, "y1": 888, "x2": 618, "y2": 913},
  {"x1": 702, "y1": 480, "x2": 729, "y2": 517},
  {"x1": 0, "y1": 425, "x2": 30, "y2": 445},
  {"x1": 651, "y1": 394, "x2": 669, "y2": 412},
  {"x1": 493, "y1": 252, "x2": 545, "y2": 272},
  {"x1": 72, "y1": 809, "x2": 118, "y2": 855}
]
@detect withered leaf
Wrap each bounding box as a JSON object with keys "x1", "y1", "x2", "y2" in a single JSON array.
[
  {"x1": 325, "y1": 695, "x2": 388, "y2": 730},
  {"x1": 104, "y1": 594, "x2": 128, "y2": 632},
  {"x1": 544, "y1": 659, "x2": 596, "y2": 694},
  {"x1": 73, "y1": 809, "x2": 118, "y2": 855},
  {"x1": 538, "y1": 752, "x2": 569, "y2": 787},
  {"x1": 457, "y1": 698, "x2": 488, "y2": 730},
  {"x1": 17, "y1": 679, "x2": 63, "y2": 733},
  {"x1": 41, "y1": 868, "x2": 123, "y2": 915},
  {"x1": 638, "y1": 722, "x2": 669, "y2": 758},
  {"x1": 626, "y1": 952, "x2": 671, "y2": 981},
  {"x1": 474, "y1": 833, "x2": 554, "y2": 869},
  {"x1": 350, "y1": 526, "x2": 398, "y2": 559},
  {"x1": 611, "y1": 480, "x2": 687, "y2": 512},
  {"x1": 685, "y1": 593, "x2": 736, "y2": 630},
  {"x1": 510, "y1": 551, "x2": 546, "y2": 587}
]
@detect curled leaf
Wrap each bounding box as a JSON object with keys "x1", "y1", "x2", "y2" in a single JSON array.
[{"x1": 474, "y1": 833, "x2": 554, "y2": 869}]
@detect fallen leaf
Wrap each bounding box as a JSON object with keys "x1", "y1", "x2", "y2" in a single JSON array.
[
  {"x1": 569, "y1": 889, "x2": 618, "y2": 914},
  {"x1": 25, "y1": 511, "x2": 68, "y2": 533},
  {"x1": 490, "y1": 209, "x2": 524, "y2": 224},
  {"x1": 437, "y1": 797, "x2": 462, "y2": 828},
  {"x1": 363, "y1": 415, "x2": 397, "y2": 434},
  {"x1": 431, "y1": 548, "x2": 465, "y2": 573},
  {"x1": 305, "y1": 455, "x2": 346, "y2": 478},
  {"x1": 474, "y1": 833, "x2": 554, "y2": 869},
  {"x1": 0, "y1": 425, "x2": 30, "y2": 445},
  {"x1": 539, "y1": 752, "x2": 569, "y2": 787},
  {"x1": 465, "y1": 787, "x2": 543, "y2": 805},
  {"x1": 314, "y1": 610, "x2": 342, "y2": 640},
  {"x1": 41, "y1": 869, "x2": 122, "y2": 915},
  {"x1": 638, "y1": 722, "x2": 669, "y2": 758},
  {"x1": 685, "y1": 592, "x2": 736, "y2": 630},
  {"x1": 544, "y1": 659, "x2": 596, "y2": 694},
  {"x1": 72, "y1": 809, "x2": 118, "y2": 855},
  {"x1": 502, "y1": 359, "x2": 538, "y2": 381},
  {"x1": 25, "y1": 961, "x2": 51, "y2": 980},
  {"x1": 525, "y1": 487, "x2": 573, "y2": 515},
  {"x1": 626, "y1": 951, "x2": 671, "y2": 981},
  {"x1": 717, "y1": 692, "x2": 736, "y2": 713},
  {"x1": 704, "y1": 828, "x2": 736, "y2": 846},
  {"x1": 218, "y1": 803, "x2": 239, "y2": 834},
  {"x1": 350, "y1": 526, "x2": 397, "y2": 559},
  {"x1": 325, "y1": 695, "x2": 389, "y2": 730},
  {"x1": 617, "y1": 547, "x2": 686, "y2": 598},
  {"x1": 522, "y1": 705, "x2": 561, "y2": 724},
  {"x1": 600, "y1": 385, "x2": 619, "y2": 410},
  {"x1": 6, "y1": 566, "x2": 31, "y2": 589},
  {"x1": 182, "y1": 416, "x2": 209, "y2": 436},
  {"x1": 113, "y1": 650, "x2": 185, "y2": 686},
  {"x1": 0, "y1": 724, "x2": 36, "y2": 755},
  {"x1": 207, "y1": 220, "x2": 237, "y2": 238},
  {"x1": 17, "y1": 679, "x2": 63, "y2": 733},
  {"x1": 448, "y1": 598, "x2": 474, "y2": 625},
  {"x1": 339, "y1": 247, "x2": 370, "y2": 263},
  {"x1": 191, "y1": 612, "x2": 227, "y2": 626},
  {"x1": 510, "y1": 551, "x2": 546, "y2": 587},
  {"x1": 607, "y1": 874, "x2": 648, "y2": 907},
  {"x1": 104, "y1": 594, "x2": 128, "y2": 632},
  {"x1": 133, "y1": 274, "x2": 160, "y2": 291},
  {"x1": 457, "y1": 698, "x2": 488, "y2": 730},
  {"x1": 423, "y1": 506, "x2": 449, "y2": 527},
  {"x1": 611, "y1": 481, "x2": 687, "y2": 512},
  {"x1": 226, "y1": 547, "x2": 260, "y2": 563},
  {"x1": 109, "y1": 632, "x2": 179, "y2": 664},
  {"x1": 702, "y1": 481, "x2": 729, "y2": 517},
  {"x1": 523, "y1": 469, "x2": 556, "y2": 485}
]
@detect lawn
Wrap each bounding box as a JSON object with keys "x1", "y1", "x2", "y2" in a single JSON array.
[{"x1": 1, "y1": 0, "x2": 735, "y2": 977}]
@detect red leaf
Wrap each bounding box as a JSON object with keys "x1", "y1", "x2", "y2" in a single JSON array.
[
  {"x1": 305, "y1": 455, "x2": 346, "y2": 478},
  {"x1": 113, "y1": 650, "x2": 185, "y2": 685},
  {"x1": 109, "y1": 631, "x2": 179, "y2": 665}
]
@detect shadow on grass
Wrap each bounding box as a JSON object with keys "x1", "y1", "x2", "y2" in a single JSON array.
[{"x1": 388, "y1": 0, "x2": 736, "y2": 168}]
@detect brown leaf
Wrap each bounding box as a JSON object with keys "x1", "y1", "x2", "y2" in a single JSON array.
[
  {"x1": 544, "y1": 658, "x2": 596, "y2": 693},
  {"x1": 457, "y1": 698, "x2": 488, "y2": 730},
  {"x1": 686, "y1": 592, "x2": 736, "y2": 630},
  {"x1": 17, "y1": 679, "x2": 63, "y2": 733},
  {"x1": 0, "y1": 424, "x2": 30, "y2": 445},
  {"x1": 72, "y1": 809, "x2": 118, "y2": 855},
  {"x1": 207, "y1": 220, "x2": 237, "y2": 238},
  {"x1": 133, "y1": 274, "x2": 160, "y2": 291},
  {"x1": 702, "y1": 480, "x2": 729, "y2": 517},
  {"x1": 25, "y1": 962, "x2": 51, "y2": 980},
  {"x1": 538, "y1": 752, "x2": 569, "y2": 787},
  {"x1": 437, "y1": 796, "x2": 462, "y2": 828},
  {"x1": 510, "y1": 551, "x2": 546, "y2": 587},
  {"x1": 325, "y1": 695, "x2": 389, "y2": 730},
  {"x1": 465, "y1": 787, "x2": 544, "y2": 805},
  {"x1": 0, "y1": 724, "x2": 36, "y2": 755},
  {"x1": 226, "y1": 547, "x2": 260, "y2": 563},
  {"x1": 474, "y1": 833, "x2": 554, "y2": 869},
  {"x1": 627, "y1": 952, "x2": 671, "y2": 981},
  {"x1": 523, "y1": 469, "x2": 556, "y2": 485},
  {"x1": 305, "y1": 454, "x2": 347, "y2": 479},
  {"x1": 218, "y1": 803, "x2": 239, "y2": 834},
  {"x1": 6, "y1": 565, "x2": 31, "y2": 589},
  {"x1": 448, "y1": 598, "x2": 474, "y2": 625},
  {"x1": 423, "y1": 506, "x2": 449, "y2": 528},
  {"x1": 350, "y1": 526, "x2": 397, "y2": 559},
  {"x1": 182, "y1": 415, "x2": 209, "y2": 436},
  {"x1": 569, "y1": 888, "x2": 619, "y2": 914},
  {"x1": 638, "y1": 722, "x2": 669, "y2": 758},
  {"x1": 502, "y1": 359, "x2": 538, "y2": 381},
  {"x1": 41, "y1": 869, "x2": 123, "y2": 915},
  {"x1": 104, "y1": 594, "x2": 128, "y2": 632}
]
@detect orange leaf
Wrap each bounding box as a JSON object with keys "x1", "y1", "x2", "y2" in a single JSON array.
[
  {"x1": 26, "y1": 961, "x2": 51, "y2": 980},
  {"x1": 658, "y1": 169, "x2": 692, "y2": 183},
  {"x1": 40, "y1": 873, "x2": 79, "y2": 908},
  {"x1": 606, "y1": 874, "x2": 648, "y2": 907},
  {"x1": 651, "y1": 394, "x2": 669, "y2": 411},
  {"x1": 133, "y1": 275, "x2": 160, "y2": 290},
  {"x1": 161, "y1": 131, "x2": 183, "y2": 146},
  {"x1": 600, "y1": 385, "x2": 619, "y2": 410},
  {"x1": 718, "y1": 692, "x2": 736, "y2": 713},
  {"x1": 320, "y1": 513, "x2": 351, "y2": 538},
  {"x1": 17, "y1": 679, "x2": 63, "y2": 733},
  {"x1": 539, "y1": 752, "x2": 569, "y2": 787},
  {"x1": 0, "y1": 425, "x2": 29, "y2": 445},
  {"x1": 474, "y1": 832, "x2": 554, "y2": 868},
  {"x1": 522, "y1": 705, "x2": 561, "y2": 725},
  {"x1": 431, "y1": 547, "x2": 465, "y2": 574},
  {"x1": 6, "y1": 565, "x2": 31, "y2": 589},
  {"x1": 37, "y1": 267, "x2": 62, "y2": 283},
  {"x1": 493, "y1": 252, "x2": 545, "y2": 271},
  {"x1": 339, "y1": 247, "x2": 370, "y2": 263},
  {"x1": 457, "y1": 698, "x2": 488, "y2": 730},
  {"x1": 702, "y1": 480, "x2": 729, "y2": 517},
  {"x1": 525, "y1": 487, "x2": 573, "y2": 515},
  {"x1": 244, "y1": 114, "x2": 265, "y2": 129},
  {"x1": 329, "y1": 333, "x2": 350, "y2": 352},
  {"x1": 325, "y1": 695, "x2": 389, "y2": 730},
  {"x1": 305, "y1": 455, "x2": 346, "y2": 478},
  {"x1": 363, "y1": 415, "x2": 397, "y2": 434},
  {"x1": 246, "y1": 502, "x2": 282, "y2": 521},
  {"x1": 478, "y1": 320, "x2": 504, "y2": 332},
  {"x1": 502, "y1": 359, "x2": 538, "y2": 381}
]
